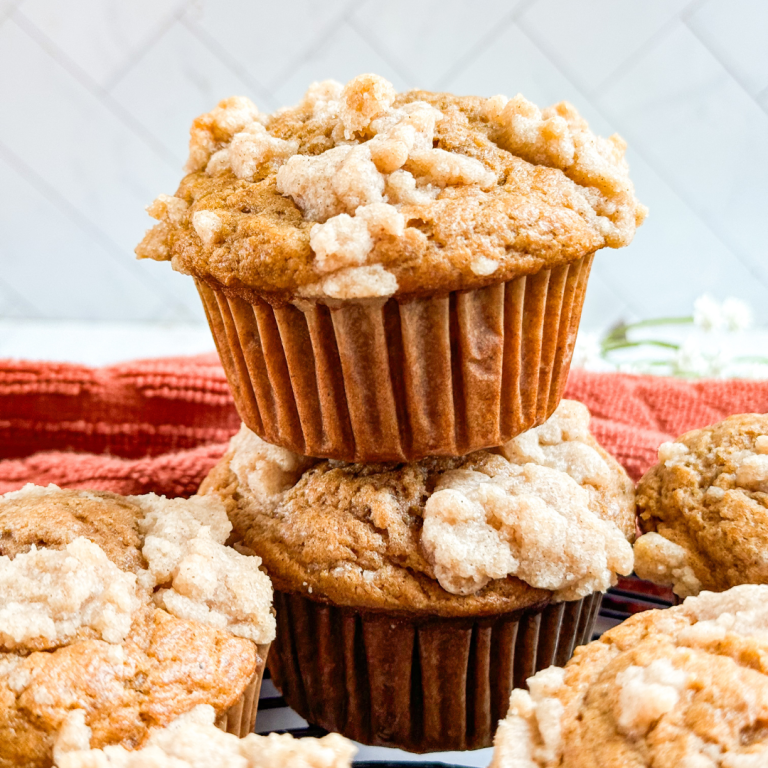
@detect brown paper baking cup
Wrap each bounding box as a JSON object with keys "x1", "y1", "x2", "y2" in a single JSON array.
[
  {"x1": 267, "y1": 591, "x2": 601, "y2": 753},
  {"x1": 196, "y1": 253, "x2": 594, "y2": 462},
  {"x1": 215, "y1": 642, "x2": 269, "y2": 738}
]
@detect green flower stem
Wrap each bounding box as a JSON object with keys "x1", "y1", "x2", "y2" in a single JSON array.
[
  {"x1": 732, "y1": 355, "x2": 768, "y2": 364},
  {"x1": 602, "y1": 339, "x2": 680, "y2": 353}
]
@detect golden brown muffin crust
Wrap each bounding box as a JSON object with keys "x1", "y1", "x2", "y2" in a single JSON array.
[
  {"x1": 634, "y1": 413, "x2": 768, "y2": 596},
  {"x1": 202, "y1": 401, "x2": 636, "y2": 616},
  {"x1": 0, "y1": 487, "x2": 270, "y2": 768},
  {"x1": 138, "y1": 78, "x2": 645, "y2": 303},
  {"x1": 0, "y1": 610, "x2": 256, "y2": 768},
  {"x1": 0, "y1": 489, "x2": 146, "y2": 573},
  {"x1": 491, "y1": 586, "x2": 768, "y2": 768}
]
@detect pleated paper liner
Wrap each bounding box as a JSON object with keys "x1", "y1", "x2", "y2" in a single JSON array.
[
  {"x1": 196, "y1": 252, "x2": 594, "y2": 463},
  {"x1": 215, "y1": 642, "x2": 270, "y2": 737},
  {"x1": 267, "y1": 590, "x2": 602, "y2": 753}
]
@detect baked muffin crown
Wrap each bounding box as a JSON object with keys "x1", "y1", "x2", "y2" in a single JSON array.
[
  {"x1": 202, "y1": 400, "x2": 636, "y2": 616},
  {"x1": 137, "y1": 74, "x2": 646, "y2": 303},
  {"x1": 0, "y1": 485, "x2": 275, "y2": 765},
  {"x1": 491, "y1": 584, "x2": 768, "y2": 768},
  {"x1": 633, "y1": 413, "x2": 768, "y2": 597},
  {"x1": 54, "y1": 704, "x2": 356, "y2": 768}
]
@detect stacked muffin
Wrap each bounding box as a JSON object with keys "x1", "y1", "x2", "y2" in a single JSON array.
[{"x1": 138, "y1": 74, "x2": 645, "y2": 752}]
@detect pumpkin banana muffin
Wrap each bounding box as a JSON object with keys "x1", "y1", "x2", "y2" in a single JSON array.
[
  {"x1": 490, "y1": 584, "x2": 768, "y2": 768},
  {"x1": 138, "y1": 73, "x2": 647, "y2": 463},
  {"x1": 54, "y1": 704, "x2": 355, "y2": 768},
  {"x1": 0, "y1": 484, "x2": 276, "y2": 768},
  {"x1": 633, "y1": 413, "x2": 768, "y2": 598},
  {"x1": 201, "y1": 400, "x2": 636, "y2": 752}
]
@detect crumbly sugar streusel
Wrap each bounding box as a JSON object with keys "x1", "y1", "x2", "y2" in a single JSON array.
[
  {"x1": 0, "y1": 485, "x2": 276, "y2": 767},
  {"x1": 633, "y1": 413, "x2": 768, "y2": 597},
  {"x1": 138, "y1": 74, "x2": 646, "y2": 301},
  {"x1": 202, "y1": 400, "x2": 635, "y2": 615},
  {"x1": 54, "y1": 705, "x2": 356, "y2": 768},
  {"x1": 490, "y1": 584, "x2": 768, "y2": 768}
]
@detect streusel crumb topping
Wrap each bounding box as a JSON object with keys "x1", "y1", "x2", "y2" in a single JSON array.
[
  {"x1": 633, "y1": 413, "x2": 768, "y2": 597},
  {"x1": 203, "y1": 400, "x2": 635, "y2": 614},
  {"x1": 138, "y1": 74, "x2": 645, "y2": 302},
  {"x1": 0, "y1": 486, "x2": 274, "y2": 649},
  {"x1": 0, "y1": 485, "x2": 274, "y2": 766},
  {"x1": 55, "y1": 705, "x2": 356, "y2": 768},
  {"x1": 491, "y1": 585, "x2": 768, "y2": 768}
]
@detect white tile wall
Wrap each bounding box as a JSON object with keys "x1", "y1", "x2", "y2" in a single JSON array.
[{"x1": 1, "y1": 0, "x2": 767, "y2": 327}]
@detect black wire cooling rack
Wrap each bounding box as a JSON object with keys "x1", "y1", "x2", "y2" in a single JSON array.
[{"x1": 253, "y1": 577, "x2": 676, "y2": 766}]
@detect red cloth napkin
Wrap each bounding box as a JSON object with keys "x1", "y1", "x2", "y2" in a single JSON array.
[{"x1": 1, "y1": 356, "x2": 766, "y2": 496}]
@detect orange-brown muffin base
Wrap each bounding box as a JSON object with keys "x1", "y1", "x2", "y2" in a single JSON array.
[
  {"x1": 197, "y1": 252, "x2": 592, "y2": 463},
  {"x1": 267, "y1": 590, "x2": 601, "y2": 753},
  {"x1": 216, "y1": 643, "x2": 269, "y2": 737}
]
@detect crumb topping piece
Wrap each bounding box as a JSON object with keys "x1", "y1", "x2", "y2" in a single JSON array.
[
  {"x1": 491, "y1": 584, "x2": 768, "y2": 768},
  {"x1": 218, "y1": 400, "x2": 634, "y2": 608},
  {"x1": 138, "y1": 74, "x2": 646, "y2": 302},
  {"x1": 55, "y1": 705, "x2": 356, "y2": 768},
  {"x1": 487, "y1": 95, "x2": 648, "y2": 248},
  {"x1": 0, "y1": 486, "x2": 276, "y2": 652},
  {"x1": 137, "y1": 494, "x2": 274, "y2": 644},
  {"x1": 634, "y1": 413, "x2": 768, "y2": 597},
  {"x1": 0, "y1": 537, "x2": 140, "y2": 650}
]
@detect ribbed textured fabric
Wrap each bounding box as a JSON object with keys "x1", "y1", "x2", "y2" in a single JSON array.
[{"x1": 0, "y1": 355, "x2": 765, "y2": 495}]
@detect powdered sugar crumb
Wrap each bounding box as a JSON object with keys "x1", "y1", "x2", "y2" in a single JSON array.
[
  {"x1": 489, "y1": 94, "x2": 646, "y2": 248},
  {"x1": 298, "y1": 264, "x2": 399, "y2": 300},
  {"x1": 186, "y1": 96, "x2": 260, "y2": 173},
  {"x1": 229, "y1": 425, "x2": 311, "y2": 504},
  {"x1": 310, "y1": 203, "x2": 404, "y2": 273},
  {"x1": 192, "y1": 211, "x2": 223, "y2": 247},
  {"x1": 421, "y1": 460, "x2": 633, "y2": 600},
  {"x1": 54, "y1": 703, "x2": 356, "y2": 768},
  {"x1": 0, "y1": 485, "x2": 276, "y2": 653},
  {"x1": 501, "y1": 400, "x2": 613, "y2": 488},
  {"x1": 634, "y1": 532, "x2": 702, "y2": 598},
  {"x1": 0, "y1": 537, "x2": 140, "y2": 649},
  {"x1": 340, "y1": 73, "x2": 396, "y2": 138},
  {"x1": 135, "y1": 493, "x2": 275, "y2": 644},
  {"x1": 616, "y1": 659, "x2": 688, "y2": 737}
]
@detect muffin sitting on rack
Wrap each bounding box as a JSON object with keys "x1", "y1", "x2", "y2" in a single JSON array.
[
  {"x1": 490, "y1": 584, "x2": 768, "y2": 768},
  {"x1": 201, "y1": 400, "x2": 635, "y2": 752},
  {"x1": 633, "y1": 413, "x2": 768, "y2": 597},
  {"x1": 54, "y1": 704, "x2": 355, "y2": 768},
  {"x1": 0, "y1": 485, "x2": 275, "y2": 767}
]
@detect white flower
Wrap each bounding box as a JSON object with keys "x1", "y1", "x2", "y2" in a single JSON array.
[
  {"x1": 572, "y1": 331, "x2": 614, "y2": 372},
  {"x1": 674, "y1": 337, "x2": 727, "y2": 378},
  {"x1": 692, "y1": 294, "x2": 722, "y2": 332},
  {"x1": 720, "y1": 297, "x2": 753, "y2": 332}
]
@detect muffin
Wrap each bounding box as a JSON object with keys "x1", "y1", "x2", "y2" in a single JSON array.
[
  {"x1": 201, "y1": 400, "x2": 636, "y2": 752},
  {"x1": 0, "y1": 484, "x2": 275, "y2": 767},
  {"x1": 490, "y1": 584, "x2": 768, "y2": 768},
  {"x1": 54, "y1": 704, "x2": 355, "y2": 768},
  {"x1": 633, "y1": 413, "x2": 768, "y2": 598},
  {"x1": 137, "y1": 74, "x2": 646, "y2": 463}
]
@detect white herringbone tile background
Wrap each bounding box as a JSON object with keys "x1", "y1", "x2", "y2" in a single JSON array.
[{"x1": 1, "y1": 0, "x2": 767, "y2": 330}]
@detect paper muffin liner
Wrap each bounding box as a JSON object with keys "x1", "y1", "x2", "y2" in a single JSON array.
[
  {"x1": 267, "y1": 591, "x2": 602, "y2": 753},
  {"x1": 215, "y1": 642, "x2": 270, "y2": 738},
  {"x1": 196, "y1": 253, "x2": 594, "y2": 463}
]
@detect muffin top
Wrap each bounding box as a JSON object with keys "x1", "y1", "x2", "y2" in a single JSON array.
[
  {"x1": 491, "y1": 584, "x2": 768, "y2": 768},
  {"x1": 633, "y1": 414, "x2": 768, "y2": 597},
  {"x1": 201, "y1": 400, "x2": 636, "y2": 617},
  {"x1": 0, "y1": 485, "x2": 275, "y2": 767},
  {"x1": 54, "y1": 704, "x2": 355, "y2": 768},
  {"x1": 137, "y1": 73, "x2": 646, "y2": 303}
]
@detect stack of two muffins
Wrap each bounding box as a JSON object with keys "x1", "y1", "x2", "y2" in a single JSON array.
[{"x1": 139, "y1": 74, "x2": 646, "y2": 753}]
